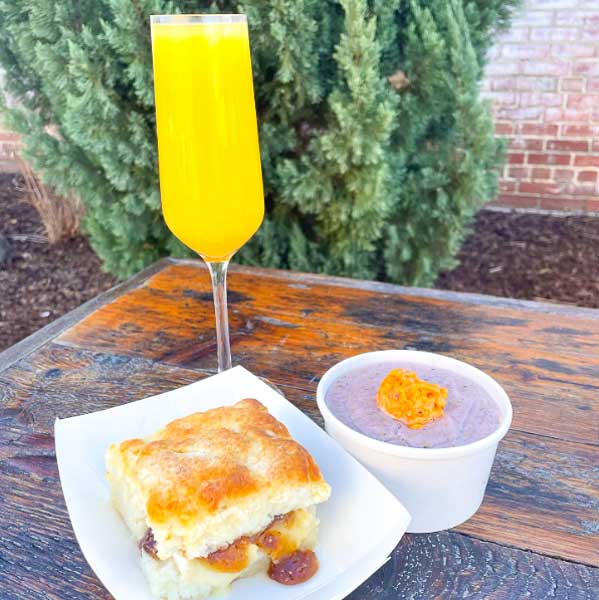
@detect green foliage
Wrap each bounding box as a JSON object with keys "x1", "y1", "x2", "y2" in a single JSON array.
[{"x1": 0, "y1": 0, "x2": 518, "y2": 283}]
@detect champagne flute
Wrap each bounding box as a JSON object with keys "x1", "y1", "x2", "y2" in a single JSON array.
[{"x1": 151, "y1": 14, "x2": 264, "y2": 372}]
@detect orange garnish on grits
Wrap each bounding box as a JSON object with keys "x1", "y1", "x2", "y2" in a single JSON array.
[{"x1": 376, "y1": 369, "x2": 447, "y2": 429}]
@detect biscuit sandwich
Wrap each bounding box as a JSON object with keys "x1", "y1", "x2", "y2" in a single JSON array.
[{"x1": 106, "y1": 398, "x2": 331, "y2": 599}]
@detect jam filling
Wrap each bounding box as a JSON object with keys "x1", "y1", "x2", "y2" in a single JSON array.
[
  {"x1": 268, "y1": 549, "x2": 318, "y2": 585},
  {"x1": 139, "y1": 528, "x2": 158, "y2": 560},
  {"x1": 202, "y1": 537, "x2": 251, "y2": 572},
  {"x1": 139, "y1": 510, "x2": 318, "y2": 585}
]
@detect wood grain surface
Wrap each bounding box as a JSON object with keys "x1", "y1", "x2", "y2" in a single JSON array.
[
  {"x1": 57, "y1": 263, "x2": 599, "y2": 447},
  {"x1": 1, "y1": 343, "x2": 598, "y2": 599},
  {"x1": 348, "y1": 532, "x2": 599, "y2": 600},
  {"x1": 1, "y1": 259, "x2": 598, "y2": 598}
]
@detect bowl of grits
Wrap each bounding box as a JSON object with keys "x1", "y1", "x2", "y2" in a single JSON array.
[{"x1": 316, "y1": 350, "x2": 512, "y2": 533}]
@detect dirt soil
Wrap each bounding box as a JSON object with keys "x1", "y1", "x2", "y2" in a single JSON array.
[
  {"x1": 1, "y1": 174, "x2": 598, "y2": 353},
  {"x1": 436, "y1": 210, "x2": 599, "y2": 308},
  {"x1": 0, "y1": 174, "x2": 116, "y2": 352}
]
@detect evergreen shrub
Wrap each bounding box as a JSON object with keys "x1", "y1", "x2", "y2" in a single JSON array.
[{"x1": 0, "y1": 0, "x2": 518, "y2": 283}]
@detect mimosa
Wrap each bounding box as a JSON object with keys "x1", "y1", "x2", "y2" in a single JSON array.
[
  {"x1": 151, "y1": 15, "x2": 264, "y2": 261},
  {"x1": 151, "y1": 14, "x2": 264, "y2": 372}
]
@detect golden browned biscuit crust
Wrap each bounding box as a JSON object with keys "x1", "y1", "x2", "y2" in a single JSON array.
[{"x1": 112, "y1": 398, "x2": 328, "y2": 531}]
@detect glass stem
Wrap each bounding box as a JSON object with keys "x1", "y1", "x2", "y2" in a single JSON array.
[{"x1": 206, "y1": 260, "x2": 232, "y2": 372}]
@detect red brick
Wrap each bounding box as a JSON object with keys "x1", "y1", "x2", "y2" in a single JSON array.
[
  {"x1": 520, "y1": 62, "x2": 570, "y2": 77},
  {"x1": 491, "y1": 78, "x2": 517, "y2": 91},
  {"x1": 495, "y1": 122, "x2": 514, "y2": 135},
  {"x1": 501, "y1": 27, "x2": 531, "y2": 43},
  {"x1": 528, "y1": 153, "x2": 571, "y2": 165},
  {"x1": 491, "y1": 91, "x2": 518, "y2": 106},
  {"x1": 539, "y1": 197, "x2": 585, "y2": 211},
  {"x1": 531, "y1": 168, "x2": 551, "y2": 179},
  {"x1": 587, "y1": 79, "x2": 599, "y2": 92},
  {"x1": 502, "y1": 43, "x2": 548, "y2": 60},
  {"x1": 578, "y1": 170, "x2": 598, "y2": 183},
  {"x1": 545, "y1": 108, "x2": 591, "y2": 122},
  {"x1": 561, "y1": 78, "x2": 585, "y2": 92},
  {"x1": 508, "y1": 167, "x2": 529, "y2": 179},
  {"x1": 500, "y1": 180, "x2": 517, "y2": 193},
  {"x1": 497, "y1": 106, "x2": 544, "y2": 120},
  {"x1": 574, "y1": 155, "x2": 599, "y2": 166},
  {"x1": 531, "y1": 27, "x2": 579, "y2": 42},
  {"x1": 485, "y1": 62, "x2": 520, "y2": 77},
  {"x1": 584, "y1": 15, "x2": 599, "y2": 27},
  {"x1": 593, "y1": 141, "x2": 599, "y2": 152},
  {"x1": 519, "y1": 181, "x2": 564, "y2": 195},
  {"x1": 566, "y1": 183, "x2": 599, "y2": 196},
  {"x1": 561, "y1": 124, "x2": 599, "y2": 136},
  {"x1": 555, "y1": 169, "x2": 576, "y2": 182},
  {"x1": 508, "y1": 153, "x2": 526, "y2": 165},
  {"x1": 516, "y1": 76, "x2": 558, "y2": 92},
  {"x1": 495, "y1": 194, "x2": 540, "y2": 209},
  {"x1": 581, "y1": 28, "x2": 599, "y2": 41},
  {"x1": 519, "y1": 92, "x2": 561, "y2": 107},
  {"x1": 509, "y1": 138, "x2": 544, "y2": 151},
  {"x1": 546, "y1": 139, "x2": 589, "y2": 151},
  {"x1": 551, "y1": 43, "x2": 596, "y2": 59},
  {"x1": 514, "y1": 11, "x2": 553, "y2": 27},
  {"x1": 0, "y1": 132, "x2": 19, "y2": 142},
  {"x1": 519, "y1": 123, "x2": 559, "y2": 136},
  {"x1": 566, "y1": 94, "x2": 599, "y2": 110},
  {"x1": 0, "y1": 142, "x2": 19, "y2": 158},
  {"x1": 585, "y1": 200, "x2": 599, "y2": 213},
  {"x1": 573, "y1": 62, "x2": 599, "y2": 76},
  {"x1": 555, "y1": 10, "x2": 595, "y2": 26}
]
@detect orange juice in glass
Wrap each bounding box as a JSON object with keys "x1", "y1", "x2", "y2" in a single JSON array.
[{"x1": 151, "y1": 14, "x2": 264, "y2": 371}]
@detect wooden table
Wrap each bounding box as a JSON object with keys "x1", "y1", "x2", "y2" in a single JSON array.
[{"x1": 1, "y1": 258, "x2": 598, "y2": 599}]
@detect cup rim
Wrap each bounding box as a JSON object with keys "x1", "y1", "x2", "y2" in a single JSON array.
[
  {"x1": 316, "y1": 350, "x2": 513, "y2": 460},
  {"x1": 150, "y1": 14, "x2": 246, "y2": 25}
]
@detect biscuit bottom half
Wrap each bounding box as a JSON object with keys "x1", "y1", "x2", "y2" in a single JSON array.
[{"x1": 139, "y1": 507, "x2": 319, "y2": 600}]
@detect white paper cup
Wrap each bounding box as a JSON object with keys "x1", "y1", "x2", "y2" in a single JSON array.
[{"x1": 316, "y1": 350, "x2": 512, "y2": 533}]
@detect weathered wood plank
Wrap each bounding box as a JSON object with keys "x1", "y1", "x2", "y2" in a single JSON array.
[
  {"x1": 56, "y1": 263, "x2": 599, "y2": 446},
  {"x1": 220, "y1": 260, "x2": 599, "y2": 320},
  {"x1": 0, "y1": 348, "x2": 205, "y2": 599},
  {"x1": 6, "y1": 254, "x2": 594, "y2": 380},
  {"x1": 348, "y1": 532, "x2": 599, "y2": 600},
  {"x1": 0, "y1": 471, "x2": 112, "y2": 600},
  {"x1": 0, "y1": 344, "x2": 597, "y2": 598},
  {"x1": 1, "y1": 344, "x2": 598, "y2": 568},
  {"x1": 3, "y1": 260, "x2": 599, "y2": 596},
  {"x1": 2, "y1": 454, "x2": 595, "y2": 600},
  {"x1": 0, "y1": 346, "x2": 205, "y2": 432}
]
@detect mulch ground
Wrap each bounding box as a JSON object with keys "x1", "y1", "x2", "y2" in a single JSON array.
[
  {"x1": 0, "y1": 174, "x2": 116, "y2": 351},
  {"x1": 436, "y1": 210, "x2": 599, "y2": 308},
  {"x1": 1, "y1": 173, "x2": 598, "y2": 352}
]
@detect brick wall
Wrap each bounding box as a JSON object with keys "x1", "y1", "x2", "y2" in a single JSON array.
[
  {"x1": 484, "y1": 0, "x2": 599, "y2": 212},
  {"x1": 0, "y1": 118, "x2": 19, "y2": 173}
]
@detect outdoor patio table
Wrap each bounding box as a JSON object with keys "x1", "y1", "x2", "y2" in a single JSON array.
[{"x1": 0, "y1": 258, "x2": 598, "y2": 599}]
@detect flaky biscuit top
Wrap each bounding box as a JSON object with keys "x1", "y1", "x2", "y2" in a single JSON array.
[{"x1": 106, "y1": 399, "x2": 331, "y2": 559}]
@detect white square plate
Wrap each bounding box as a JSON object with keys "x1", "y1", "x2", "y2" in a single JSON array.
[{"x1": 55, "y1": 365, "x2": 411, "y2": 600}]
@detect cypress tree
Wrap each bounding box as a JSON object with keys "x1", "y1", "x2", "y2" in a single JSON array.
[{"x1": 0, "y1": 0, "x2": 519, "y2": 283}]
